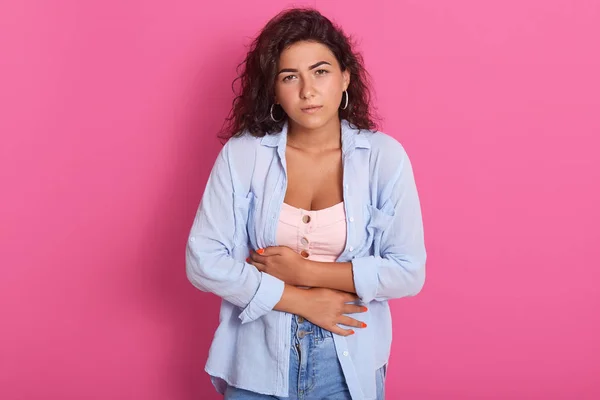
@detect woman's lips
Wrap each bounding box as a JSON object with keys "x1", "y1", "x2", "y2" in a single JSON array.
[{"x1": 301, "y1": 106, "x2": 323, "y2": 114}]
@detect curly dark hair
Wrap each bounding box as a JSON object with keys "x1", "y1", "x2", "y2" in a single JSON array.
[{"x1": 218, "y1": 7, "x2": 380, "y2": 140}]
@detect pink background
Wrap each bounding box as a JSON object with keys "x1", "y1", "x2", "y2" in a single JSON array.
[{"x1": 1, "y1": 0, "x2": 599, "y2": 399}]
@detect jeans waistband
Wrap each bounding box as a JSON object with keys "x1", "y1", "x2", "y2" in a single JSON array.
[{"x1": 291, "y1": 314, "x2": 333, "y2": 341}]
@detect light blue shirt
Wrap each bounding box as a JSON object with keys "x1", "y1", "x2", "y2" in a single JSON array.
[{"x1": 186, "y1": 119, "x2": 426, "y2": 399}]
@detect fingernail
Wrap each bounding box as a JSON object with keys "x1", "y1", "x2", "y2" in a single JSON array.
[
  {"x1": 360, "y1": 323, "x2": 367, "y2": 328},
  {"x1": 362, "y1": 307, "x2": 368, "y2": 312},
  {"x1": 257, "y1": 248, "x2": 265, "y2": 254},
  {"x1": 349, "y1": 330, "x2": 355, "y2": 335}
]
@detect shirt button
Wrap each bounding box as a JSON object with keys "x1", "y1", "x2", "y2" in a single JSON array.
[
  {"x1": 301, "y1": 237, "x2": 309, "y2": 246},
  {"x1": 349, "y1": 217, "x2": 354, "y2": 222},
  {"x1": 349, "y1": 246, "x2": 354, "y2": 252},
  {"x1": 343, "y1": 351, "x2": 349, "y2": 356},
  {"x1": 189, "y1": 237, "x2": 196, "y2": 242},
  {"x1": 302, "y1": 215, "x2": 311, "y2": 224}
]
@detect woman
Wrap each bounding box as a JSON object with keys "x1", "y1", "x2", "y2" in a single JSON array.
[{"x1": 186, "y1": 7, "x2": 426, "y2": 400}]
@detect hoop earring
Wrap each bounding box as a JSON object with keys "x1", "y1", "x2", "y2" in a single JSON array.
[
  {"x1": 270, "y1": 104, "x2": 284, "y2": 122},
  {"x1": 340, "y1": 90, "x2": 349, "y2": 110}
]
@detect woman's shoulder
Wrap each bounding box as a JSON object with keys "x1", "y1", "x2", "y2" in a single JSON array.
[
  {"x1": 222, "y1": 131, "x2": 264, "y2": 154},
  {"x1": 358, "y1": 127, "x2": 409, "y2": 162},
  {"x1": 218, "y1": 131, "x2": 271, "y2": 184}
]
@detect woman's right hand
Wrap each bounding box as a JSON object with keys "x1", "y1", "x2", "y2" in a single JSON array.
[{"x1": 297, "y1": 287, "x2": 368, "y2": 336}]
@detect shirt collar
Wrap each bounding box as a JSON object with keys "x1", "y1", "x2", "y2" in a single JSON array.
[{"x1": 260, "y1": 119, "x2": 371, "y2": 154}]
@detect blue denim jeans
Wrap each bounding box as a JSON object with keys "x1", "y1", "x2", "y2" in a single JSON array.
[{"x1": 224, "y1": 315, "x2": 386, "y2": 399}]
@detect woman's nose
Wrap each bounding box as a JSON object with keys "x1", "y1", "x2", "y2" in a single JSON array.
[{"x1": 300, "y1": 81, "x2": 315, "y2": 99}]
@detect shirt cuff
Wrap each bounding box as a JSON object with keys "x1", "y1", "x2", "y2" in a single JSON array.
[
  {"x1": 351, "y1": 256, "x2": 378, "y2": 304},
  {"x1": 238, "y1": 272, "x2": 285, "y2": 324}
]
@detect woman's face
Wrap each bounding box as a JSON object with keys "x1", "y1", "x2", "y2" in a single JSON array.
[{"x1": 274, "y1": 40, "x2": 350, "y2": 131}]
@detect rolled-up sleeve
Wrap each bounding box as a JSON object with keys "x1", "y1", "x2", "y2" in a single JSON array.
[
  {"x1": 351, "y1": 145, "x2": 427, "y2": 303},
  {"x1": 185, "y1": 141, "x2": 284, "y2": 323}
]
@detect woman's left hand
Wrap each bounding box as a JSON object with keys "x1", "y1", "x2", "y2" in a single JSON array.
[{"x1": 247, "y1": 246, "x2": 312, "y2": 287}]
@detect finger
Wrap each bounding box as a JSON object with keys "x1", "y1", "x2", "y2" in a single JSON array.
[
  {"x1": 249, "y1": 251, "x2": 269, "y2": 264},
  {"x1": 342, "y1": 304, "x2": 368, "y2": 314},
  {"x1": 248, "y1": 260, "x2": 266, "y2": 272},
  {"x1": 328, "y1": 325, "x2": 356, "y2": 337},
  {"x1": 338, "y1": 315, "x2": 367, "y2": 329},
  {"x1": 341, "y1": 292, "x2": 360, "y2": 303},
  {"x1": 256, "y1": 246, "x2": 281, "y2": 256}
]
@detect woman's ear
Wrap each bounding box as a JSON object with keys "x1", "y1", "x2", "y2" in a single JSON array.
[{"x1": 343, "y1": 69, "x2": 351, "y2": 91}]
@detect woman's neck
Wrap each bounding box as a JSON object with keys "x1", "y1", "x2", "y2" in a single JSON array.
[{"x1": 287, "y1": 117, "x2": 342, "y2": 152}]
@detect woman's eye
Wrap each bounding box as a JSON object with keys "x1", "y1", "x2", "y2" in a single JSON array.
[{"x1": 282, "y1": 70, "x2": 327, "y2": 82}]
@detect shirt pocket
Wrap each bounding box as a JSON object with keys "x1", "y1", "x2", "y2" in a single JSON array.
[
  {"x1": 361, "y1": 204, "x2": 395, "y2": 257},
  {"x1": 232, "y1": 192, "x2": 255, "y2": 259}
]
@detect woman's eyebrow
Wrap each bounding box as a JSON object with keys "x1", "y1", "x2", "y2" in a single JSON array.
[{"x1": 277, "y1": 61, "x2": 332, "y2": 75}]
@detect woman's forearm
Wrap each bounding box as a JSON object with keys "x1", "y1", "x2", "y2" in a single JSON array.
[{"x1": 302, "y1": 260, "x2": 357, "y2": 294}]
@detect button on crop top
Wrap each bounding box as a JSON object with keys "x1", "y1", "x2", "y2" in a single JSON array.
[{"x1": 275, "y1": 201, "x2": 347, "y2": 262}]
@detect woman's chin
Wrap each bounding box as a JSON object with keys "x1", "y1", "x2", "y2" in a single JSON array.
[{"x1": 289, "y1": 113, "x2": 336, "y2": 131}]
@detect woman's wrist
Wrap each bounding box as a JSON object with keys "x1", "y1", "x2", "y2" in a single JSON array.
[
  {"x1": 299, "y1": 258, "x2": 317, "y2": 287},
  {"x1": 273, "y1": 284, "x2": 310, "y2": 316}
]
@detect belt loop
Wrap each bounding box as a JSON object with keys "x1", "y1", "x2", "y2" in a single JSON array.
[{"x1": 314, "y1": 324, "x2": 329, "y2": 341}]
